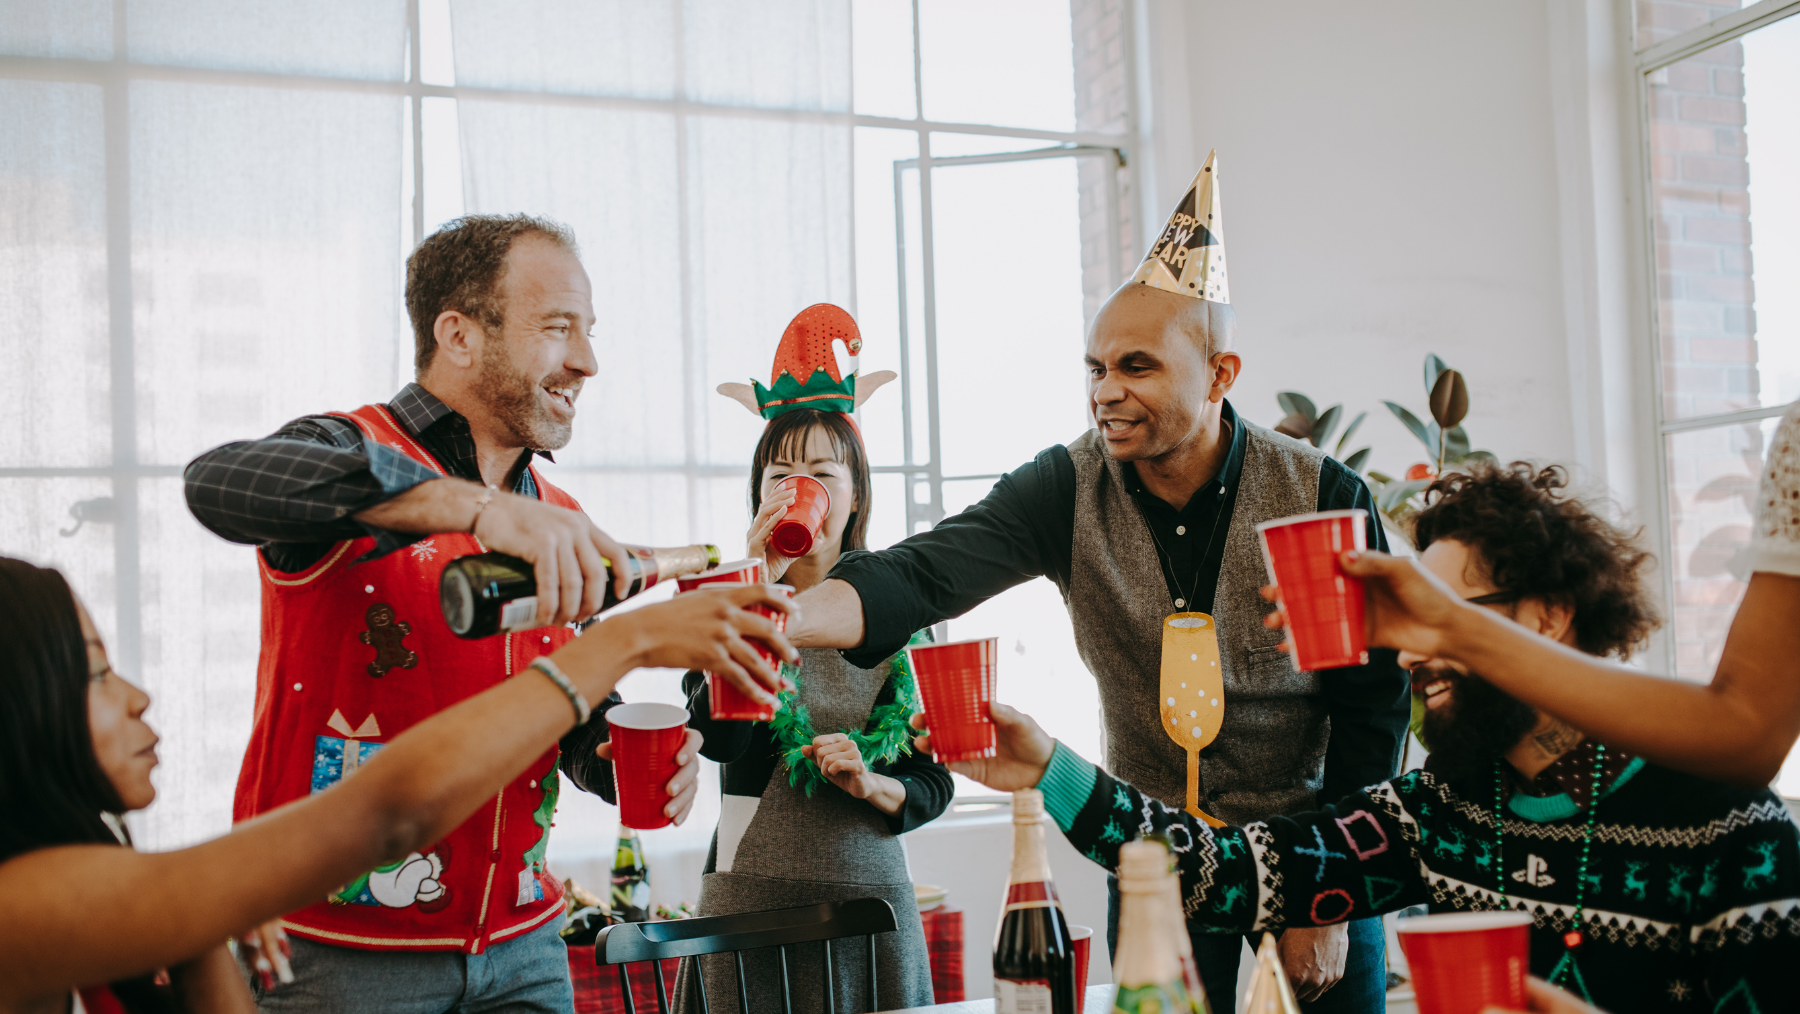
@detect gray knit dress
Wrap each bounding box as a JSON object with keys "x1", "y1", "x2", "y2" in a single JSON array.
[{"x1": 673, "y1": 648, "x2": 949, "y2": 1014}]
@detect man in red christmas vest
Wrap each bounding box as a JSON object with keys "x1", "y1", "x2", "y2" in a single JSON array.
[{"x1": 185, "y1": 215, "x2": 709, "y2": 1012}]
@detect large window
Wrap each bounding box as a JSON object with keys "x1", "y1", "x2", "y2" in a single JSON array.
[
  {"x1": 0, "y1": 0, "x2": 1127, "y2": 872},
  {"x1": 1637, "y1": 0, "x2": 1800, "y2": 790}
]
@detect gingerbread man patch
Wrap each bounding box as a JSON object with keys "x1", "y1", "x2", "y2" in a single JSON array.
[{"x1": 359, "y1": 603, "x2": 419, "y2": 678}]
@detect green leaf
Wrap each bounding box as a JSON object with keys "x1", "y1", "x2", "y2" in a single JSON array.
[
  {"x1": 1313, "y1": 405, "x2": 1342, "y2": 449},
  {"x1": 1455, "y1": 449, "x2": 1498, "y2": 467},
  {"x1": 1276, "y1": 392, "x2": 1318, "y2": 423},
  {"x1": 1377, "y1": 477, "x2": 1433, "y2": 513},
  {"x1": 1428, "y1": 369, "x2": 1470, "y2": 430},
  {"x1": 1441, "y1": 425, "x2": 1470, "y2": 461},
  {"x1": 1343, "y1": 447, "x2": 1372, "y2": 473},
  {"x1": 1274, "y1": 413, "x2": 1313, "y2": 441},
  {"x1": 1423, "y1": 354, "x2": 1449, "y2": 396},
  {"x1": 1367, "y1": 469, "x2": 1396, "y2": 485},
  {"x1": 1335, "y1": 411, "x2": 1367, "y2": 456},
  {"x1": 1383, "y1": 401, "x2": 1434, "y2": 453}
]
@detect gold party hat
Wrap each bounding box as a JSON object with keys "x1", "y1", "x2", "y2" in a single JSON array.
[
  {"x1": 1131, "y1": 149, "x2": 1228, "y2": 304},
  {"x1": 1240, "y1": 933, "x2": 1301, "y2": 1014}
]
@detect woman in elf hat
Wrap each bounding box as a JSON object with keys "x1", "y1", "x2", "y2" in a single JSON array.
[{"x1": 677, "y1": 304, "x2": 950, "y2": 1014}]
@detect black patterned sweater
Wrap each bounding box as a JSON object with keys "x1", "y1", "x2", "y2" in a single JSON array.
[{"x1": 1036, "y1": 741, "x2": 1800, "y2": 1012}]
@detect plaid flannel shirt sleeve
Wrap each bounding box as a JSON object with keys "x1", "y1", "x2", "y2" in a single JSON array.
[{"x1": 183, "y1": 413, "x2": 443, "y2": 562}]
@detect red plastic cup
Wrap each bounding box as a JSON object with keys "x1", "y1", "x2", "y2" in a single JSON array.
[
  {"x1": 606, "y1": 702, "x2": 691, "y2": 830},
  {"x1": 1257, "y1": 509, "x2": 1370, "y2": 670},
  {"x1": 1396, "y1": 911, "x2": 1533, "y2": 1014},
  {"x1": 771, "y1": 475, "x2": 831, "y2": 557},
  {"x1": 677, "y1": 560, "x2": 784, "y2": 720},
  {"x1": 1068, "y1": 925, "x2": 1093, "y2": 989},
  {"x1": 906, "y1": 637, "x2": 998, "y2": 762},
  {"x1": 676, "y1": 558, "x2": 765, "y2": 592}
]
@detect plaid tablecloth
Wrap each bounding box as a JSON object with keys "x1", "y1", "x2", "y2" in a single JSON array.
[
  {"x1": 567, "y1": 945, "x2": 682, "y2": 1014},
  {"x1": 920, "y1": 905, "x2": 964, "y2": 1004}
]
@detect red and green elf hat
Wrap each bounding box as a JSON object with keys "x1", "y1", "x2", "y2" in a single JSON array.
[{"x1": 717, "y1": 303, "x2": 895, "y2": 422}]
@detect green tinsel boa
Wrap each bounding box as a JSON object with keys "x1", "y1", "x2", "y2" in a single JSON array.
[{"x1": 767, "y1": 630, "x2": 929, "y2": 797}]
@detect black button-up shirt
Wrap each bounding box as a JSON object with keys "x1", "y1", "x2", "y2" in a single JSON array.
[
  {"x1": 828, "y1": 400, "x2": 1409, "y2": 805},
  {"x1": 182, "y1": 383, "x2": 619, "y2": 800}
]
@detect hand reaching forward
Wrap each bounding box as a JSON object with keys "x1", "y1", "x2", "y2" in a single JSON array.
[
  {"x1": 1480, "y1": 977, "x2": 1610, "y2": 1014},
  {"x1": 1261, "y1": 549, "x2": 1471, "y2": 661},
  {"x1": 909, "y1": 702, "x2": 1055, "y2": 791},
  {"x1": 556, "y1": 584, "x2": 796, "y2": 706}
]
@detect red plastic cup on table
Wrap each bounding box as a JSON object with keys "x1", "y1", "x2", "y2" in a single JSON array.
[
  {"x1": 606, "y1": 702, "x2": 691, "y2": 830},
  {"x1": 676, "y1": 559, "x2": 784, "y2": 721},
  {"x1": 906, "y1": 637, "x2": 999, "y2": 762},
  {"x1": 770, "y1": 475, "x2": 831, "y2": 557},
  {"x1": 1395, "y1": 911, "x2": 1533, "y2": 1014},
  {"x1": 1256, "y1": 508, "x2": 1370, "y2": 670},
  {"x1": 1068, "y1": 924, "x2": 1093, "y2": 989}
]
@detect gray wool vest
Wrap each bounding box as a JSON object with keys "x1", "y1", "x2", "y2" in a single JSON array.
[{"x1": 1066, "y1": 422, "x2": 1329, "y2": 826}]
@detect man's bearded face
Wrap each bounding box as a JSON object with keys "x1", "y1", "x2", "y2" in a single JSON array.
[
  {"x1": 476, "y1": 331, "x2": 580, "y2": 451},
  {"x1": 1414, "y1": 660, "x2": 1539, "y2": 782}
]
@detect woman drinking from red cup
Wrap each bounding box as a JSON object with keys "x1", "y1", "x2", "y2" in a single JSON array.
[{"x1": 682, "y1": 304, "x2": 952, "y2": 1014}]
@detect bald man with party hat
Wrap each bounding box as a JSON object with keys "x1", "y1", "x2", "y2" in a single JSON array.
[{"x1": 785, "y1": 151, "x2": 1406, "y2": 1013}]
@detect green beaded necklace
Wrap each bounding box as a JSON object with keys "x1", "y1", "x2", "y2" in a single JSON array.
[{"x1": 1491, "y1": 742, "x2": 1605, "y2": 1004}]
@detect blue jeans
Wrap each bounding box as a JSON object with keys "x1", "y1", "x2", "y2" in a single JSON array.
[
  {"x1": 253, "y1": 917, "x2": 574, "y2": 1014},
  {"x1": 1107, "y1": 877, "x2": 1385, "y2": 1014}
]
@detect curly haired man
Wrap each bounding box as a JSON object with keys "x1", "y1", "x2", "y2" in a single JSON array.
[{"x1": 924, "y1": 463, "x2": 1800, "y2": 1013}]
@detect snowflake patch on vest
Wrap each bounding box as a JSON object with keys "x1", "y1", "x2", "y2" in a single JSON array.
[{"x1": 359, "y1": 603, "x2": 418, "y2": 677}]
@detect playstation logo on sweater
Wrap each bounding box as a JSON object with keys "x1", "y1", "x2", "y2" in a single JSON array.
[{"x1": 1510, "y1": 854, "x2": 1556, "y2": 888}]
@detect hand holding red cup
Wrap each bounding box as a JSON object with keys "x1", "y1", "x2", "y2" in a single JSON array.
[
  {"x1": 607, "y1": 702, "x2": 692, "y2": 830},
  {"x1": 905, "y1": 637, "x2": 1000, "y2": 762},
  {"x1": 677, "y1": 559, "x2": 790, "y2": 721},
  {"x1": 1257, "y1": 509, "x2": 1370, "y2": 670}
]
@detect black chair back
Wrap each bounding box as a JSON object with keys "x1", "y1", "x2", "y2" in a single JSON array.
[{"x1": 595, "y1": 898, "x2": 900, "y2": 1014}]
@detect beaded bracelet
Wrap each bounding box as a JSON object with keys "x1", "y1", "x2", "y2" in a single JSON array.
[{"x1": 529, "y1": 656, "x2": 591, "y2": 727}]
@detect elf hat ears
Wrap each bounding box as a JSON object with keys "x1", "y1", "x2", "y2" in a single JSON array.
[{"x1": 716, "y1": 369, "x2": 897, "y2": 419}]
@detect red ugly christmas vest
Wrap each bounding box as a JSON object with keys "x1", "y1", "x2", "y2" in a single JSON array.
[{"x1": 233, "y1": 404, "x2": 576, "y2": 953}]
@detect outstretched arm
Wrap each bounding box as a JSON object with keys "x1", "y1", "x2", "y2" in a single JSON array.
[
  {"x1": 0, "y1": 586, "x2": 794, "y2": 1007},
  {"x1": 1286, "y1": 552, "x2": 1800, "y2": 786},
  {"x1": 911, "y1": 705, "x2": 1430, "y2": 930}
]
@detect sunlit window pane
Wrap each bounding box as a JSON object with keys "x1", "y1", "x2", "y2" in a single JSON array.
[
  {"x1": 853, "y1": 0, "x2": 916, "y2": 119},
  {"x1": 1647, "y1": 13, "x2": 1800, "y2": 420},
  {"x1": 917, "y1": 0, "x2": 1075, "y2": 131}
]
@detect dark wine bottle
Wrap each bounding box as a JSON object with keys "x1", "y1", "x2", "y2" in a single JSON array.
[
  {"x1": 609, "y1": 828, "x2": 652, "y2": 923},
  {"x1": 994, "y1": 789, "x2": 1079, "y2": 1014},
  {"x1": 439, "y1": 543, "x2": 719, "y2": 639}
]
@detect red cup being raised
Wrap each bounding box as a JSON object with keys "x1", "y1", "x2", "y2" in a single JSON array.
[
  {"x1": 1068, "y1": 925, "x2": 1093, "y2": 990},
  {"x1": 906, "y1": 637, "x2": 999, "y2": 762},
  {"x1": 606, "y1": 702, "x2": 692, "y2": 830},
  {"x1": 770, "y1": 475, "x2": 831, "y2": 558},
  {"x1": 1256, "y1": 509, "x2": 1370, "y2": 670},
  {"x1": 1395, "y1": 911, "x2": 1533, "y2": 1014},
  {"x1": 676, "y1": 559, "x2": 783, "y2": 721}
]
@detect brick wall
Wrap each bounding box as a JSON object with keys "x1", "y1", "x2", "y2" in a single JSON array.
[
  {"x1": 1069, "y1": 0, "x2": 1135, "y2": 327},
  {"x1": 1642, "y1": 0, "x2": 1766, "y2": 679}
]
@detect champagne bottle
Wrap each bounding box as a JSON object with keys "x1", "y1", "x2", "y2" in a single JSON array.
[
  {"x1": 994, "y1": 789, "x2": 1079, "y2": 1014},
  {"x1": 1139, "y1": 834, "x2": 1210, "y2": 1012},
  {"x1": 609, "y1": 828, "x2": 652, "y2": 923},
  {"x1": 1111, "y1": 840, "x2": 1201, "y2": 1014},
  {"x1": 440, "y1": 543, "x2": 719, "y2": 639}
]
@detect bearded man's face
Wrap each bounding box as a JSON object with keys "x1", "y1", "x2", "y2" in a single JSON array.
[
  {"x1": 1414, "y1": 661, "x2": 1540, "y2": 782},
  {"x1": 475, "y1": 234, "x2": 596, "y2": 451}
]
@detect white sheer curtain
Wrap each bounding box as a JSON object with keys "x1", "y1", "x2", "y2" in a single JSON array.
[
  {"x1": 448, "y1": 0, "x2": 855, "y2": 894},
  {"x1": 2, "y1": 2, "x2": 408, "y2": 852},
  {"x1": 1, "y1": 3, "x2": 855, "y2": 903}
]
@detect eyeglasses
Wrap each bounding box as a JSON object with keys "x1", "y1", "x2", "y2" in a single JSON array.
[{"x1": 1464, "y1": 591, "x2": 1521, "y2": 607}]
